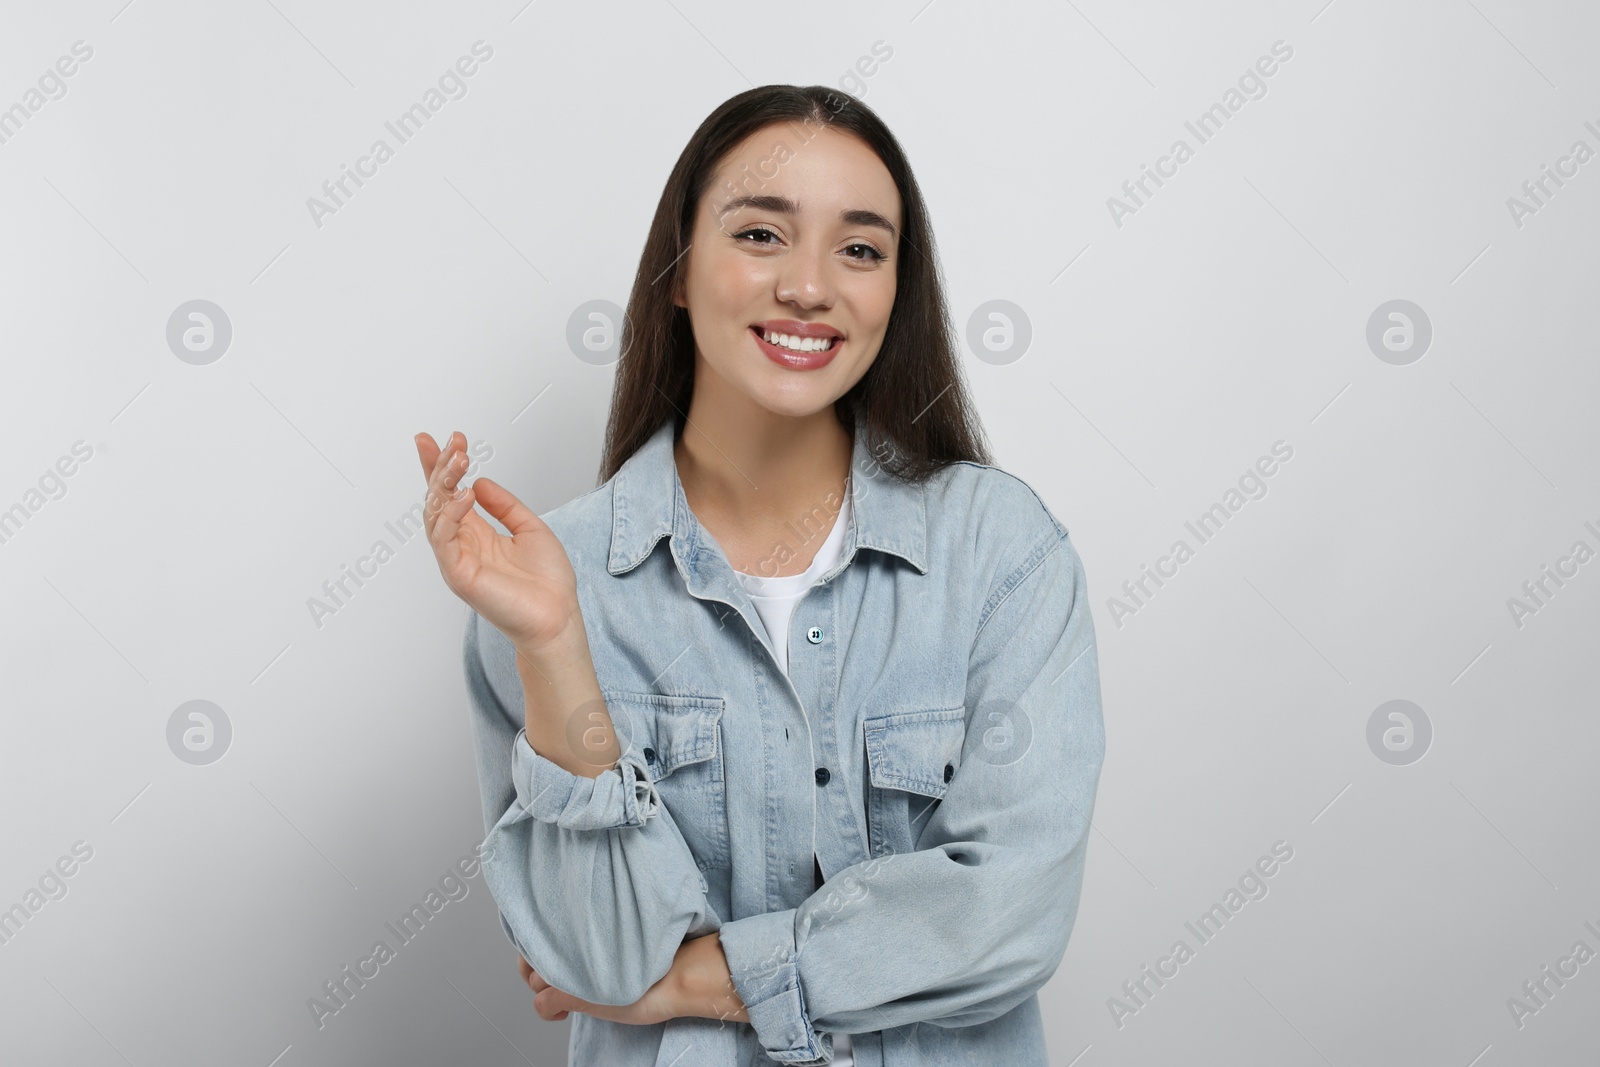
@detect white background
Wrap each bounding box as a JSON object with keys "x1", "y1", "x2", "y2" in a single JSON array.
[{"x1": 1, "y1": 1, "x2": 1596, "y2": 1064}]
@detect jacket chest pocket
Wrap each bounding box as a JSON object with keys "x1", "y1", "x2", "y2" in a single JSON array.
[
  {"x1": 604, "y1": 690, "x2": 731, "y2": 872},
  {"x1": 863, "y1": 706, "x2": 966, "y2": 857}
]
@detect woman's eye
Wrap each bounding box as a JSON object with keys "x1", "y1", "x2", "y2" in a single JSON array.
[
  {"x1": 733, "y1": 227, "x2": 780, "y2": 246},
  {"x1": 844, "y1": 242, "x2": 887, "y2": 263}
]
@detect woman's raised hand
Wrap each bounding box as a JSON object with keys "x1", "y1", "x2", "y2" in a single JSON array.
[{"x1": 414, "y1": 431, "x2": 582, "y2": 658}]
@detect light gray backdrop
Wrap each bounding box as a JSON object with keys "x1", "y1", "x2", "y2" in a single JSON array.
[{"x1": 2, "y1": 1, "x2": 1596, "y2": 1065}]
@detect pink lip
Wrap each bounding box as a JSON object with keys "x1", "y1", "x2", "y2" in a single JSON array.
[
  {"x1": 750, "y1": 325, "x2": 842, "y2": 370},
  {"x1": 753, "y1": 318, "x2": 844, "y2": 339}
]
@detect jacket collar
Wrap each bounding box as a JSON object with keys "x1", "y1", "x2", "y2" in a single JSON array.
[{"x1": 607, "y1": 408, "x2": 929, "y2": 579}]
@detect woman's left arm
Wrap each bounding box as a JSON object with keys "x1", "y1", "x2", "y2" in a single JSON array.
[{"x1": 713, "y1": 530, "x2": 1106, "y2": 1063}]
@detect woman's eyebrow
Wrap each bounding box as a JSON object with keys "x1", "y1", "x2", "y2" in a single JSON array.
[{"x1": 717, "y1": 194, "x2": 897, "y2": 238}]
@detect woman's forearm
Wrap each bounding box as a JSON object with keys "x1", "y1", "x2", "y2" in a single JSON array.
[{"x1": 514, "y1": 619, "x2": 621, "y2": 778}]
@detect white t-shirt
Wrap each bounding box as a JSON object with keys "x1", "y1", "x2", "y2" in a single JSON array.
[{"x1": 731, "y1": 481, "x2": 855, "y2": 1066}]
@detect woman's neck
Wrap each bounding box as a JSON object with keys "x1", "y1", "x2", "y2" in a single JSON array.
[{"x1": 673, "y1": 412, "x2": 853, "y2": 577}]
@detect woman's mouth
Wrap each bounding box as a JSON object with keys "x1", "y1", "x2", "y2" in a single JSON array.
[{"x1": 749, "y1": 326, "x2": 842, "y2": 370}]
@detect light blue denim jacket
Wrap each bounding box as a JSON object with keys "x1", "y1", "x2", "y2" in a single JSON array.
[{"x1": 462, "y1": 409, "x2": 1105, "y2": 1066}]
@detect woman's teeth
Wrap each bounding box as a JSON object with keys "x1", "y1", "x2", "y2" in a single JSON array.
[{"x1": 760, "y1": 329, "x2": 835, "y2": 353}]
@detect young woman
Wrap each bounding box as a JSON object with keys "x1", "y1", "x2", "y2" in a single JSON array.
[{"x1": 414, "y1": 84, "x2": 1104, "y2": 1067}]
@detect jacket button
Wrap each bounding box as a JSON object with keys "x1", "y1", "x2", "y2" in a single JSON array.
[
  {"x1": 943, "y1": 763, "x2": 954, "y2": 782},
  {"x1": 815, "y1": 766, "x2": 831, "y2": 786},
  {"x1": 643, "y1": 747, "x2": 656, "y2": 764},
  {"x1": 806, "y1": 626, "x2": 823, "y2": 644}
]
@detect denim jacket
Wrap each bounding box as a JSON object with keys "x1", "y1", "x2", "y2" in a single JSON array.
[{"x1": 462, "y1": 409, "x2": 1105, "y2": 1066}]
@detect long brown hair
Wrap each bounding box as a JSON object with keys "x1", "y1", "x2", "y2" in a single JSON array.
[{"x1": 598, "y1": 84, "x2": 992, "y2": 485}]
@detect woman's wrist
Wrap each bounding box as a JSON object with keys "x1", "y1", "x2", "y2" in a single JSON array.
[
  {"x1": 512, "y1": 607, "x2": 589, "y2": 676},
  {"x1": 669, "y1": 933, "x2": 749, "y2": 1023}
]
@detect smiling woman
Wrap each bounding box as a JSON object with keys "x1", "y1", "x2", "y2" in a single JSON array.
[{"x1": 414, "y1": 84, "x2": 1105, "y2": 1067}]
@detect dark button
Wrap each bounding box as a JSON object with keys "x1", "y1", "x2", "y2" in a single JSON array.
[
  {"x1": 943, "y1": 763, "x2": 954, "y2": 782},
  {"x1": 815, "y1": 766, "x2": 831, "y2": 786},
  {"x1": 643, "y1": 747, "x2": 656, "y2": 764}
]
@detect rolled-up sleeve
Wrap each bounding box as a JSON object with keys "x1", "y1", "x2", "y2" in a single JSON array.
[
  {"x1": 507, "y1": 725, "x2": 662, "y2": 830},
  {"x1": 462, "y1": 606, "x2": 720, "y2": 1007},
  {"x1": 717, "y1": 530, "x2": 1105, "y2": 1062}
]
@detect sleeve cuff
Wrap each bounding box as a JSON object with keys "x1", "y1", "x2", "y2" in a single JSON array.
[
  {"x1": 717, "y1": 909, "x2": 827, "y2": 1064},
  {"x1": 506, "y1": 727, "x2": 661, "y2": 830}
]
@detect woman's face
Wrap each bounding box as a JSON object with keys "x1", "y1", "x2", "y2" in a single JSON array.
[{"x1": 675, "y1": 122, "x2": 902, "y2": 420}]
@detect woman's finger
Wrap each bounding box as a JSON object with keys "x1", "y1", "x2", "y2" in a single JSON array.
[
  {"x1": 467, "y1": 476, "x2": 542, "y2": 537},
  {"x1": 534, "y1": 986, "x2": 577, "y2": 1022},
  {"x1": 519, "y1": 958, "x2": 555, "y2": 1000},
  {"x1": 413, "y1": 432, "x2": 442, "y2": 479}
]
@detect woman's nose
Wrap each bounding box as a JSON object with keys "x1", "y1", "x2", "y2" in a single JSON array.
[{"x1": 775, "y1": 244, "x2": 833, "y2": 308}]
